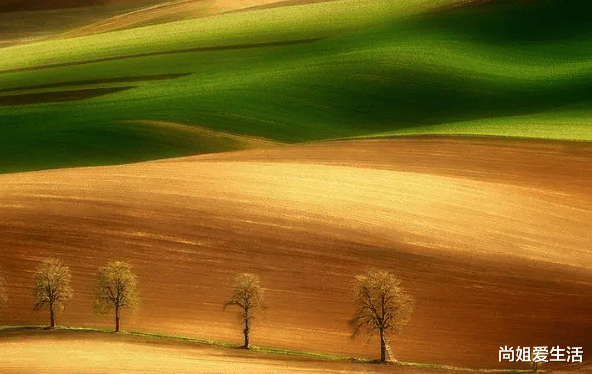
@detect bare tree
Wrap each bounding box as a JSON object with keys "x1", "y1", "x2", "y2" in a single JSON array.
[
  {"x1": 33, "y1": 258, "x2": 73, "y2": 329},
  {"x1": 350, "y1": 269, "x2": 414, "y2": 364},
  {"x1": 93, "y1": 261, "x2": 138, "y2": 332},
  {"x1": 224, "y1": 273, "x2": 265, "y2": 349},
  {"x1": 0, "y1": 272, "x2": 7, "y2": 309}
]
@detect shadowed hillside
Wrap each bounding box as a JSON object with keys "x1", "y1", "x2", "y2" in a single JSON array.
[
  {"x1": 433, "y1": 0, "x2": 592, "y2": 44},
  {"x1": 1, "y1": 0, "x2": 591, "y2": 173},
  {"x1": 1, "y1": 138, "x2": 591, "y2": 370},
  {"x1": 0, "y1": 0, "x2": 165, "y2": 13},
  {"x1": 0, "y1": 0, "x2": 170, "y2": 47},
  {"x1": 0, "y1": 0, "x2": 105, "y2": 13},
  {"x1": 1, "y1": 2, "x2": 591, "y2": 371}
]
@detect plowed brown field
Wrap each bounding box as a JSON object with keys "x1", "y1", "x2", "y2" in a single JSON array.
[
  {"x1": 55, "y1": 0, "x2": 329, "y2": 39},
  {"x1": 1, "y1": 136, "x2": 591, "y2": 371},
  {"x1": 0, "y1": 330, "x2": 474, "y2": 374},
  {"x1": 0, "y1": 0, "x2": 330, "y2": 47}
]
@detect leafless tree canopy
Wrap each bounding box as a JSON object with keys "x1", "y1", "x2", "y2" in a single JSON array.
[
  {"x1": 32, "y1": 258, "x2": 73, "y2": 328},
  {"x1": 0, "y1": 272, "x2": 7, "y2": 308},
  {"x1": 350, "y1": 269, "x2": 414, "y2": 363},
  {"x1": 93, "y1": 261, "x2": 138, "y2": 332},
  {"x1": 224, "y1": 273, "x2": 265, "y2": 349}
]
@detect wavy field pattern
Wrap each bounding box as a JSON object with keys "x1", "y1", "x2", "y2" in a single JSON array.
[
  {"x1": 1, "y1": 1, "x2": 591, "y2": 372},
  {"x1": 1, "y1": 139, "x2": 591, "y2": 370},
  {"x1": 1, "y1": 0, "x2": 592, "y2": 172}
]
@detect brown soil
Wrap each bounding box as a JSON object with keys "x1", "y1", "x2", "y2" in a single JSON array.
[
  {"x1": 551, "y1": 362, "x2": 592, "y2": 373},
  {"x1": 194, "y1": 136, "x2": 592, "y2": 197},
  {"x1": 55, "y1": 0, "x2": 335, "y2": 40},
  {"x1": 0, "y1": 1, "x2": 167, "y2": 47},
  {"x1": 0, "y1": 137, "x2": 590, "y2": 371},
  {"x1": 0, "y1": 0, "x2": 334, "y2": 47},
  {"x1": 0, "y1": 0, "x2": 107, "y2": 13},
  {"x1": 0, "y1": 330, "x2": 472, "y2": 374},
  {"x1": 0, "y1": 1, "x2": 180, "y2": 13}
]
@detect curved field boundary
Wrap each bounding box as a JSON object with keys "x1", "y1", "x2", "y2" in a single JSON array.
[
  {"x1": 0, "y1": 328, "x2": 489, "y2": 373},
  {"x1": 0, "y1": 38, "x2": 323, "y2": 74},
  {"x1": 0, "y1": 86, "x2": 134, "y2": 106},
  {"x1": 0, "y1": 73, "x2": 191, "y2": 93},
  {"x1": 55, "y1": 0, "x2": 310, "y2": 39},
  {"x1": 1, "y1": 138, "x2": 591, "y2": 369},
  {"x1": 229, "y1": 0, "x2": 342, "y2": 13},
  {"x1": 120, "y1": 120, "x2": 283, "y2": 150}
]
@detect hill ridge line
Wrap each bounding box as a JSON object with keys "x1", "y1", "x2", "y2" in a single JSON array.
[
  {"x1": 0, "y1": 325, "x2": 505, "y2": 371},
  {"x1": 0, "y1": 38, "x2": 324, "y2": 74}
]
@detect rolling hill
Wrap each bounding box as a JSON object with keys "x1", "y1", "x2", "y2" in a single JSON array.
[
  {"x1": 0, "y1": 0, "x2": 591, "y2": 173},
  {"x1": 1, "y1": 137, "x2": 591, "y2": 370},
  {"x1": 1, "y1": 1, "x2": 591, "y2": 371}
]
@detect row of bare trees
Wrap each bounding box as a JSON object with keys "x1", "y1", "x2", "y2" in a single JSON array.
[
  {"x1": 2, "y1": 261, "x2": 413, "y2": 363},
  {"x1": 224, "y1": 269, "x2": 415, "y2": 362},
  {"x1": 31, "y1": 258, "x2": 138, "y2": 332}
]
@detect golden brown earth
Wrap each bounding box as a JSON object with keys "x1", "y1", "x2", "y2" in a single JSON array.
[
  {"x1": 1, "y1": 136, "x2": 591, "y2": 371},
  {"x1": 55, "y1": 0, "x2": 326, "y2": 39},
  {"x1": 0, "y1": 330, "x2": 480, "y2": 374},
  {"x1": 0, "y1": 0, "x2": 338, "y2": 46}
]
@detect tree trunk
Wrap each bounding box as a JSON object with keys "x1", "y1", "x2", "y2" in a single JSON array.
[
  {"x1": 115, "y1": 305, "x2": 120, "y2": 333},
  {"x1": 243, "y1": 318, "x2": 250, "y2": 349},
  {"x1": 379, "y1": 327, "x2": 386, "y2": 363},
  {"x1": 49, "y1": 302, "x2": 55, "y2": 329}
]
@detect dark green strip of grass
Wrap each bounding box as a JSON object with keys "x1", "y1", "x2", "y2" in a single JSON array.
[
  {"x1": 425, "y1": 0, "x2": 592, "y2": 45},
  {"x1": 0, "y1": 38, "x2": 324, "y2": 74},
  {"x1": 0, "y1": 73, "x2": 191, "y2": 93},
  {"x1": 0, "y1": 86, "x2": 134, "y2": 106},
  {"x1": 0, "y1": 326, "x2": 369, "y2": 363}
]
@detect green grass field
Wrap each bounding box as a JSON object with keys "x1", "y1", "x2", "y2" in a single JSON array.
[{"x1": 1, "y1": 0, "x2": 591, "y2": 173}]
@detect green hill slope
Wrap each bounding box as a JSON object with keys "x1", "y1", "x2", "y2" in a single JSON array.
[{"x1": 1, "y1": 0, "x2": 591, "y2": 173}]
